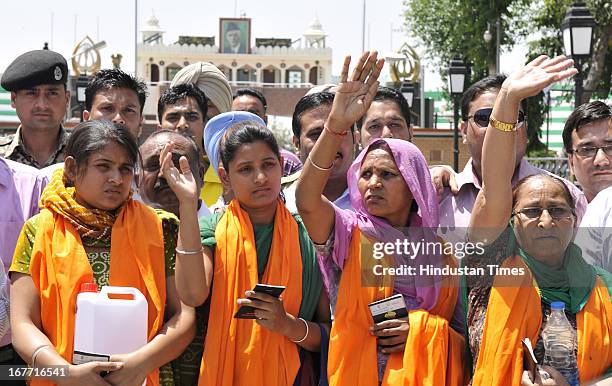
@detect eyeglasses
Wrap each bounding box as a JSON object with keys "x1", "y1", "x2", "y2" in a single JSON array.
[
  {"x1": 467, "y1": 108, "x2": 526, "y2": 128},
  {"x1": 571, "y1": 144, "x2": 612, "y2": 158},
  {"x1": 512, "y1": 206, "x2": 574, "y2": 221}
]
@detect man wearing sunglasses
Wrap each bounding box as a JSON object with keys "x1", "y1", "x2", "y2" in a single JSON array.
[
  {"x1": 566, "y1": 101, "x2": 612, "y2": 272},
  {"x1": 434, "y1": 74, "x2": 586, "y2": 243}
]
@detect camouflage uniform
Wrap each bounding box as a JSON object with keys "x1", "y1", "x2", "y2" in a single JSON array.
[{"x1": 0, "y1": 125, "x2": 69, "y2": 169}]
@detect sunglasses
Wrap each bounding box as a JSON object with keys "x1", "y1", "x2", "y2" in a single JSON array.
[
  {"x1": 468, "y1": 108, "x2": 526, "y2": 128},
  {"x1": 512, "y1": 206, "x2": 574, "y2": 221}
]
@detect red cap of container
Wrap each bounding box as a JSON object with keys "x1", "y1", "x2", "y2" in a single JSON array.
[{"x1": 79, "y1": 282, "x2": 98, "y2": 293}]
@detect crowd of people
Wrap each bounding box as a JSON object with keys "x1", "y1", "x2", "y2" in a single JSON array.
[{"x1": 0, "y1": 46, "x2": 610, "y2": 386}]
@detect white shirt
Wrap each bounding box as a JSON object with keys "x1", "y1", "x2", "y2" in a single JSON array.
[{"x1": 576, "y1": 186, "x2": 612, "y2": 272}]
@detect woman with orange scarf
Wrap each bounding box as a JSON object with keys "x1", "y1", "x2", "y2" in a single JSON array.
[
  {"x1": 295, "y1": 51, "x2": 465, "y2": 386},
  {"x1": 9, "y1": 120, "x2": 195, "y2": 386},
  {"x1": 161, "y1": 117, "x2": 329, "y2": 386},
  {"x1": 466, "y1": 55, "x2": 612, "y2": 386}
]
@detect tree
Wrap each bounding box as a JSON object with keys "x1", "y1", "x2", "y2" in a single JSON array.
[{"x1": 404, "y1": 0, "x2": 611, "y2": 154}]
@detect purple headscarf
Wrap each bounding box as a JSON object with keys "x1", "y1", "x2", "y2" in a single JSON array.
[{"x1": 347, "y1": 138, "x2": 442, "y2": 310}]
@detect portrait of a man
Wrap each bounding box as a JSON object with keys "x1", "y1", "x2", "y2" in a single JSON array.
[{"x1": 220, "y1": 18, "x2": 250, "y2": 54}]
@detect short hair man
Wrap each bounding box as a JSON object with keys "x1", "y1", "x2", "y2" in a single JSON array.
[
  {"x1": 138, "y1": 130, "x2": 209, "y2": 218},
  {"x1": 356, "y1": 86, "x2": 412, "y2": 147},
  {"x1": 83, "y1": 69, "x2": 148, "y2": 138},
  {"x1": 231, "y1": 87, "x2": 302, "y2": 176},
  {"x1": 0, "y1": 50, "x2": 70, "y2": 168},
  {"x1": 435, "y1": 74, "x2": 586, "y2": 242},
  {"x1": 562, "y1": 101, "x2": 612, "y2": 203},
  {"x1": 283, "y1": 91, "x2": 358, "y2": 212},
  {"x1": 232, "y1": 88, "x2": 268, "y2": 122},
  {"x1": 158, "y1": 84, "x2": 208, "y2": 151}
]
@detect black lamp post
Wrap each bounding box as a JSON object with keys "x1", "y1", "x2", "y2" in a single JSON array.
[
  {"x1": 76, "y1": 75, "x2": 89, "y2": 122},
  {"x1": 400, "y1": 80, "x2": 415, "y2": 108},
  {"x1": 447, "y1": 57, "x2": 469, "y2": 171},
  {"x1": 561, "y1": 2, "x2": 595, "y2": 108}
]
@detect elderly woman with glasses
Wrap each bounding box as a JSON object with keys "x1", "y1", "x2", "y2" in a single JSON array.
[{"x1": 464, "y1": 55, "x2": 612, "y2": 386}]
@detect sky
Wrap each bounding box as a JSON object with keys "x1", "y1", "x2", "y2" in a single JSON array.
[{"x1": 0, "y1": 0, "x2": 528, "y2": 91}]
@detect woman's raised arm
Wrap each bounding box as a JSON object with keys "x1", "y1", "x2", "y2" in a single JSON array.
[
  {"x1": 161, "y1": 142, "x2": 214, "y2": 306},
  {"x1": 469, "y1": 55, "x2": 577, "y2": 244},
  {"x1": 296, "y1": 51, "x2": 384, "y2": 244}
]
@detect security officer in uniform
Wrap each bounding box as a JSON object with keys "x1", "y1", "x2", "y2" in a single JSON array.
[{"x1": 0, "y1": 50, "x2": 70, "y2": 169}]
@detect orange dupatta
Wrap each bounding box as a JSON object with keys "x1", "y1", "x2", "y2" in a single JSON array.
[
  {"x1": 472, "y1": 256, "x2": 612, "y2": 386},
  {"x1": 199, "y1": 199, "x2": 303, "y2": 386},
  {"x1": 328, "y1": 227, "x2": 464, "y2": 386},
  {"x1": 28, "y1": 200, "x2": 167, "y2": 386}
]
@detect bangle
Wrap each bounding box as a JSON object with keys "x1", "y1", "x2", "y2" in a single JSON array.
[
  {"x1": 291, "y1": 317, "x2": 309, "y2": 343},
  {"x1": 175, "y1": 247, "x2": 204, "y2": 255},
  {"x1": 31, "y1": 344, "x2": 52, "y2": 368},
  {"x1": 307, "y1": 155, "x2": 333, "y2": 171},
  {"x1": 489, "y1": 115, "x2": 517, "y2": 132},
  {"x1": 324, "y1": 125, "x2": 348, "y2": 137}
]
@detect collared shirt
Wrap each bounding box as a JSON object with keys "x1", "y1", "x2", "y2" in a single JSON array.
[
  {"x1": 575, "y1": 186, "x2": 612, "y2": 272},
  {"x1": 438, "y1": 158, "x2": 587, "y2": 243},
  {"x1": 0, "y1": 158, "x2": 46, "y2": 346},
  {"x1": 0, "y1": 125, "x2": 69, "y2": 169}
]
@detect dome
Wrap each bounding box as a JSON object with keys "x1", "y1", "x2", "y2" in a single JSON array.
[
  {"x1": 141, "y1": 11, "x2": 164, "y2": 33},
  {"x1": 304, "y1": 15, "x2": 325, "y2": 37}
]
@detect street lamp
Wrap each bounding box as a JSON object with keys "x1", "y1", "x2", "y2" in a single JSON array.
[
  {"x1": 561, "y1": 2, "x2": 596, "y2": 108},
  {"x1": 447, "y1": 57, "x2": 469, "y2": 171},
  {"x1": 400, "y1": 80, "x2": 414, "y2": 108},
  {"x1": 75, "y1": 75, "x2": 89, "y2": 122}
]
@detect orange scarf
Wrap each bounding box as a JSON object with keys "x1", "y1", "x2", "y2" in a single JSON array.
[
  {"x1": 29, "y1": 200, "x2": 167, "y2": 386},
  {"x1": 472, "y1": 256, "x2": 612, "y2": 385},
  {"x1": 328, "y1": 227, "x2": 464, "y2": 386},
  {"x1": 200, "y1": 199, "x2": 303, "y2": 386}
]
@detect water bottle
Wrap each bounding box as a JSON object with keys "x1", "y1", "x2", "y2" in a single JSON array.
[{"x1": 541, "y1": 301, "x2": 580, "y2": 386}]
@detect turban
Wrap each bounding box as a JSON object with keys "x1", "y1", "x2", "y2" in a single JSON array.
[
  {"x1": 203, "y1": 111, "x2": 265, "y2": 176},
  {"x1": 170, "y1": 62, "x2": 233, "y2": 114}
]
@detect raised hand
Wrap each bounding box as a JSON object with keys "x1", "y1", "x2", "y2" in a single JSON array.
[
  {"x1": 328, "y1": 51, "x2": 385, "y2": 132},
  {"x1": 502, "y1": 55, "x2": 577, "y2": 102},
  {"x1": 159, "y1": 142, "x2": 198, "y2": 206}
]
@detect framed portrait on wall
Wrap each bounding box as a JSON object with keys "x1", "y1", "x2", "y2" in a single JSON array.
[{"x1": 219, "y1": 18, "x2": 251, "y2": 54}]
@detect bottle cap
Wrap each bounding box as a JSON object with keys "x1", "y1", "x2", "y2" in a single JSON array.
[
  {"x1": 550, "y1": 301, "x2": 566, "y2": 310},
  {"x1": 79, "y1": 282, "x2": 98, "y2": 293}
]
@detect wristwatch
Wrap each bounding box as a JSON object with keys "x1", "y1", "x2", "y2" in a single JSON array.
[{"x1": 490, "y1": 116, "x2": 517, "y2": 132}]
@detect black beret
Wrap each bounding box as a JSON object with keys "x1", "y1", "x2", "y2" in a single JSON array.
[{"x1": 1, "y1": 50, "x2": 68, "y2": 91}]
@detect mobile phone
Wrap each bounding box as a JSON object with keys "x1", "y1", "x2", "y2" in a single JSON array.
[
  {"x1": 522, "y1": 338, "x2": 538, "y2": 382},
  {"x1": 233, "y1": 284, "x2": 286, "y2": 319},
  {"x1": 368, "y1": 294, "x2": 408, "y2": 323}
]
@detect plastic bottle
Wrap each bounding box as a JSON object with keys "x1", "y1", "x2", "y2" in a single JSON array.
[
  {"x1": 73, "y1": 283, "x2": 148, "y2": 365},
  {"x1": 541, "y1": 301, "x2": 579, "y2": 386}
]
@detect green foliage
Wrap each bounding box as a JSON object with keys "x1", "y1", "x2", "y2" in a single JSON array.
[{"x1": 404, "y1": 0, "x2": 611, "y2": 153}]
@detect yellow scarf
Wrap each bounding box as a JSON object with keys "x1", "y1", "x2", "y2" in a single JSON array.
[
  {"x1": 40, "y1": 168, "x2": 123, "y2": 241},
  {"x1": 199, "y1": 199, "x2": 303, "y2": 386}
]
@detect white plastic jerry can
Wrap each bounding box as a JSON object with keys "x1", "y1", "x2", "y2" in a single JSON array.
[{"x1": 73, "y1": 283, "x2": 148, "y2": 365}]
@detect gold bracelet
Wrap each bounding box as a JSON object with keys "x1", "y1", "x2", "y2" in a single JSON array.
[
  {"x1": 175, "y1": 247, "x2": 204, "y2": 255},
  {"x1": 307, "y1": 155, "x2": 333, "y2": 171},
  {"x1": 490, "y1": 115, "x2": 517, "y2": 132}
]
